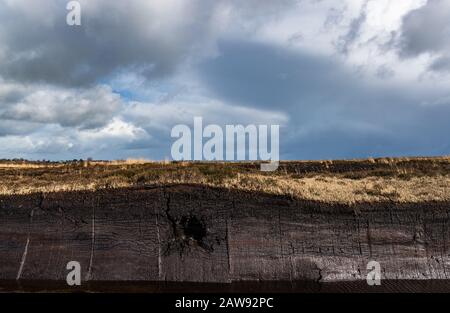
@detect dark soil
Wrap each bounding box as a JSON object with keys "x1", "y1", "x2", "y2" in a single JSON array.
[{"x1": 0, "y1": 184, "x2": 448, "y2": 292}]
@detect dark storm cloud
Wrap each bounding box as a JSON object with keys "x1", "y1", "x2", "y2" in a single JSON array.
[
  {"x1": 430, "y1": 56, "x2": 450, "y2": 73},
  {"x1": 399, "y1": 0, "x2": 450, "y2": 62},
  {"x1": 0, "y1": 0, "x2": 219, "y2": 87},
  {"x1": 200, "y1": 39, "x2": 450, "y2": 159},
  {"x1": 200, "y1": 40, "x2": 359, "y2": 110},
  {"x1": 0, "y1": 0, "x2": 299, "y2": 88}
]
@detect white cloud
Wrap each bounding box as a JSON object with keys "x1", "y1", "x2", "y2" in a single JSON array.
[
  {"x1": 78, "y1": 117, "x2": 148, "y2": 141},
  {"x1": 1, "y1": 85, "x2": 122, "y2": 129}
]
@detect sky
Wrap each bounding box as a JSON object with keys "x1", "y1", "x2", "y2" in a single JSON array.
[{"x1": 0, "y1": 0, "x2": 450, "y2": 161}]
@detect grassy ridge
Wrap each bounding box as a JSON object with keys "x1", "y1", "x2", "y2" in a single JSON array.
[{"x1": 0, "y1": 157, "x2": 449, "y2": 203}]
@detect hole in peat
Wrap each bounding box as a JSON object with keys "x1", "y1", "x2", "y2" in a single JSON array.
[{"x1": 180, "y1": 215, "x2": 207, "y2": 243}]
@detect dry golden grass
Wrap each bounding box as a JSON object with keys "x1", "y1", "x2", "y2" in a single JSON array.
[
  {"x1": 0, "y1": 157, "x2": 449, "y2": 204},
  {"x1": 88, "y1": 158, "x2": 155, "y2": 166},
  {"x1": 0, "y1": 163, "x2": 61, "y2": 169},
  {"x1": 224, "y1": 174, "x2": 450, "y2": 204}
]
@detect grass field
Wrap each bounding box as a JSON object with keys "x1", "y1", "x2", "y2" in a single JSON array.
[{"x1": 1, "y1": 157, "x2": 449, "y2": 204}]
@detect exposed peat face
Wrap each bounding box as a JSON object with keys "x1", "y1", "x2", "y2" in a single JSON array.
[{"x1": 0, "y1": 184, "x2": 449, "y2": 292}]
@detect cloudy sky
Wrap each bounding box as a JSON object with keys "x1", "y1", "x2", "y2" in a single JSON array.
[{"x1": 0, "y1": 0, "x2": 449, "y2": 160}]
